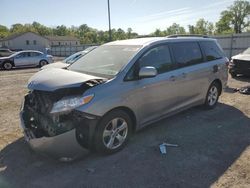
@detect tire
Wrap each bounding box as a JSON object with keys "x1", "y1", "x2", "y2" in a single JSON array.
[
  {"x1": 94, "y1": 110, "x2": 132, "y2": 154},
  {"x1": 204, "y1": 82, "x2": 220, "y2": 109},
  {"x1": 39, "y1": 60, "x2": 48, "y2": 67},
  {"x1": 3, "y1": 62, "x2": 13, "y2": 70},
  {"x1": 230, "y1": 72, "x2": 237, "y2": 78}
]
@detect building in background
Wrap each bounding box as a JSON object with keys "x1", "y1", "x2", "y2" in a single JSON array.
[{"x1": 0, "y1": 32, "x2": 80, "y2": 53}]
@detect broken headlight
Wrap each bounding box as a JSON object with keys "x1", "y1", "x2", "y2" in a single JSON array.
[{"x1": 50, "y1": 94, "x2": 94, "y2": 114}]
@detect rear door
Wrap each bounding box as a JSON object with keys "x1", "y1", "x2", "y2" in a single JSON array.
[
  {"x1": 168, "y1": 41, "x2": 209, "y2": 108},
  {"x1": 29, "y1": 52, "x2": 42, "y2": 66}
]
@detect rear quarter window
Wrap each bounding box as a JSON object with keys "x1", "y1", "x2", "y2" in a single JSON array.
[
  {"x1": 200, "y1": 41, "x2": 223, "y2": 61},
  {"x1": 171, "y1": 42, "x2": 203, "y2": 67}
]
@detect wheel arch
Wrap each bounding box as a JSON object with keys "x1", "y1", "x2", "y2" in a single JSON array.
[
  {"x1": 39, "y1": 59, "x2": 48, "y2": 64},
  {"x1": 212, "y1": 79, "x2": 222, "y2": 95},
  {"x1": 101, "y1": 106, "x2": 137, "y2": 133}
]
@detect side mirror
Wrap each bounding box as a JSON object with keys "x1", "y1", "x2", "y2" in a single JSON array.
[{"x1": 139, "y1": 66, "x2": 157, "y2": 79}]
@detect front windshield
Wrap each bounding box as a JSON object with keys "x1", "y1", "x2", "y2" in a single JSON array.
[
  {"x1": 9, "y1": 51, "x2": 21, "y2": 57},
  {"x1": 242, "y1": 48, "x2": 250, "y2": 55},
  {"x1": 63, "y1": 51, "x2": 83, "y2": 64},
  {"x1": 69, "y1": 45, "x2": 142, "y2": 77}
]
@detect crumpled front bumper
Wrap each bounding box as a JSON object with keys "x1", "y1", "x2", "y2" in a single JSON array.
[
  {"x1": 19, "y1": 97, "x2": 99, "y2": 160},
  {"x1": 20, "y1": 110, "x2": 87, "y2": 160}
]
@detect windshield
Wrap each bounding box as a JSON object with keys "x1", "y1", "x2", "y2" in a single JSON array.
[
  {"x1": 242, "y1": 48, "x2": 250, "y2": 55},
  {"x1": 9, "y1": 51, "x2": 21, "y2": 58},
  {"x1": 63, "y1": 46, "x2": 97, "y2": 64},
  {"x1": 69, "y1": 45, "x2": 142, "y2": 77},
  {"x1": 63, "y1": 51, "x2": 84, "y2": 64}
]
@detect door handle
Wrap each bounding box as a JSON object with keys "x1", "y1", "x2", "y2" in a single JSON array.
[{"x1": 169, "y1": 76, "x2": 176, "y2": 81}]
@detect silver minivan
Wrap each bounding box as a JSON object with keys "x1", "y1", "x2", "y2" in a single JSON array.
[{"x1": 20, "y1": 36, "x2": 228, "y2": 158}]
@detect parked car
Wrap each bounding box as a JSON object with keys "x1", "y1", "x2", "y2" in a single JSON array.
[
  {"x1": 229, "y1": 47, "x2": 250, "y2": 77},
  {"x1": 0, "y1": 48, "x2": 13, "y2": 57},
  {"x1": 20, "y1": 36, "x2": 228, "y2": 159},
  {"x1": 41, "y1": 46, "x2": 97, "y2": 70},
  {"x1": 0, "y1": 50, "x2": 53, "y2": 70}
]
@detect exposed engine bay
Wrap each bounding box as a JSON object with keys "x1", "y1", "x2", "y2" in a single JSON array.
[{"x1": 22, "y1": 79, "x2": 105, "y2": 138}]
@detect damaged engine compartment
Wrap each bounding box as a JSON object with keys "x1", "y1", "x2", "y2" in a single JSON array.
[{"x1": 22, "y1": 79, "x2": 105, "y2": 138}]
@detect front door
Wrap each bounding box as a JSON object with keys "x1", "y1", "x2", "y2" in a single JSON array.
[
  {"x1": 125, "y1": 44, "x2": 186, "y2": 125},
  {"x1": 14, "y1": 52, "x2": 31, "y2": 66}
]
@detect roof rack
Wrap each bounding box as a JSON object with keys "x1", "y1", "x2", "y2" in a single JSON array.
[{"x1": 166, "y1": 34, "x2": 210, "y2": 38}]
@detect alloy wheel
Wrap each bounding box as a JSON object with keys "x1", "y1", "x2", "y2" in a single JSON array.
[
  {"x1": 207, "y1": 86, "x2": 218, "y2": 106},
  {"x1": 102, "y1": 118, "x2": 128, "y2": 150}
]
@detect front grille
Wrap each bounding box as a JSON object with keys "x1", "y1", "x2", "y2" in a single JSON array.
[
  {"x1": 233, "y1": 59, "x2": 250, "y2": 69},
  {"x1": 22, "y1": 90, "x2": 75, "y2": 137}
]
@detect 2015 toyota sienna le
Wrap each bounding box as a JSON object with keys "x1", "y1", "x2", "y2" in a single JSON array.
[{"x1": 20, "y1": 36, "x2": 228, "y2": 159}]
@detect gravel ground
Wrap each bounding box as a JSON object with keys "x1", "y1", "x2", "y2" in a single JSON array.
[{"x1": 0, "y1": 68, "x2": 249, "y2": 188}]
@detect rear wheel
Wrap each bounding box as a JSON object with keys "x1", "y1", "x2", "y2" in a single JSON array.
[
  {"x1": 3, "y1": 62, "x2": 13, "y2": 70},
  {"x1": 94, "y1": 110, "x2": 132, "y2": 154},
  {"x1": 39, "y1": 60, "x2": 48, "y2": 67},
  {"x1": 204, "y1": 82, "x2": 220, "y2": 109}
]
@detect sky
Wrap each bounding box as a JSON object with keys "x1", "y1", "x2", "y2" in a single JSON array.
[{"x1": 1, "y1": 0, "x2": 236, "y2": 35}]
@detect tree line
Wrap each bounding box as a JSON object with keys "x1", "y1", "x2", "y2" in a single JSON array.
[{"x1": 0, "y1": 0, "x2": 249, "y2": 44}]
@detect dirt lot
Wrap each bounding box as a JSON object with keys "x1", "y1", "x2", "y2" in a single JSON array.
[{"x1": 0, "y1": 68, "x2": 249, "y2": 188}]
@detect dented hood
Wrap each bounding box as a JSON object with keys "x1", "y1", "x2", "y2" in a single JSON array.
[
  {"x1": 232, "y1": 54, "x2": 250, "y2": 61},
  {"x1": 28, "y1": 68, "x2": 103, "y2": 91},
  {"x1": 41, "y1": 62, "x2": 69, "y2": 70}
]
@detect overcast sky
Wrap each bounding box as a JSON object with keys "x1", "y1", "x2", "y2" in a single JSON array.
[{"x1": 1, "y1": 0, "x2": 235, "y2": 34}]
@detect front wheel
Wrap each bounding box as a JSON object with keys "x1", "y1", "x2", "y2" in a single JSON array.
[
  {"x1": 94, "y1": 110, "x2": 132, "y2": 154},
  {"x1": 3, "y1": 62, "x2": 13, "y2": 70},
  {"x1": 204, "y1": 82, "x2": 220, "y2": 109}
]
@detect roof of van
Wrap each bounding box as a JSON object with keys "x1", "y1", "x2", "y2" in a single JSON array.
[{"x1": 105, "y1": 37, "x2": 216, "y2": 46}]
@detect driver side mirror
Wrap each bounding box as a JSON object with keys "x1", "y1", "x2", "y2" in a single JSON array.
[{"x1": 139, "y1": 66, "x2": 157, "y2": 79}]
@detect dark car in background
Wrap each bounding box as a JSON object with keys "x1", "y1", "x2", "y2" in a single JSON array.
[
  {"x1": 41, "y1": 46, "x2": 97, "y2": 70},
  {"x1": 229, "y1": 47, "x2": 250, "y2": 77},
  {"x1": 0, "y1": 48, "x2": 13, "y2": 57}
]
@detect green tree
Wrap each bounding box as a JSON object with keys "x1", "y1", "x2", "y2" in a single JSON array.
[
  {"x1": 166, "y1": 23, "x2": 186, "y2": 35},
  {"x1": 193, "y1": 19, "x2": 214, "y2": 35},
  {"x1": 216, "y1": 0, "x2": 250, "y2": 34},
  {"x1": 0, "y1": 25, "x2": 9, "y2": 38}
]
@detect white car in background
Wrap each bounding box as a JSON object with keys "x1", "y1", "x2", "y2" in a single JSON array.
[
  {"x1": 0, "y1": 50, "x2": 53, "y2": 70},
  {"x1": 41, "y1": 46, "x2": 97, "y2": 70}
]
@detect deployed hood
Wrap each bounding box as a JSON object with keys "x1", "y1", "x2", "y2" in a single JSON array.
[
  {"x1": 232, "y1": 54, "x2": 250, "y2": 61},
  {"x1": 41, "y1": 62, "x2": 69, "y2": 70},
  {"x1": 28, "y1": 68, "x2": 104, "y2": 91}
]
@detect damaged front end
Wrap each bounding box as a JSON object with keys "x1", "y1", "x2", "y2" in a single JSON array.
[{"x1": 20, "y1": 79, "x2": 104, "y2": 160}]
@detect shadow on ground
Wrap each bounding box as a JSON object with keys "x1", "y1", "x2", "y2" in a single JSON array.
[{"x1": 0, "y1": 103, "x2": 250, "y2": 188}]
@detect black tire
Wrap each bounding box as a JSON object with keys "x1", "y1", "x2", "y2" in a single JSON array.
[
  {"x1": 230, "y1": 72, "x2": 237, "y2": 78},
  {"x1": 94, "y1": 110, "x2": 132, "y2": 154},
  {"x1": 39, "y1": 60, "x2": 48, "y2": 67},
  {"x1": 3, "y1": 61, "x2": 13, "y2": 70},
  {"x1": 204, "y1": 82, "x2": 221, "y2": 109}
]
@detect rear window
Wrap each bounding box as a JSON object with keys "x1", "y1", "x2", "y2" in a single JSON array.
[
  {"x1": 171, "y1": 42, "x2": 203, "y2": 67},
  {"x1": 200, "y1": 41, "x2": 223, "y2": 61}
]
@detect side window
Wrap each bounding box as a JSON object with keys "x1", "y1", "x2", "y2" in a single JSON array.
[
  {"x1": 200, "y1": 41, "x2": 223, "y2": 61},
  {"x1": 26, "y1": 40, "x2": 29, "y2": 45},
  {"x1": 30, "y1": 52, "x2": 41, "y2": 57},
  {"x1": 139, "y1": 45, "x2": 173, "y2": 74},
  {"x1": 171, "y1": 42, "x2": 203, "y2": 67}
]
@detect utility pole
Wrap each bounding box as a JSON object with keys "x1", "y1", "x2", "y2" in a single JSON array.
[{"x1": 107, "y1": 0, "x2": 112, "y2": 41}]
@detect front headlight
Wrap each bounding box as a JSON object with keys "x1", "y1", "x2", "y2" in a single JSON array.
[{"x1": 50, "y1": 94, "x2": 94, "y2": 114}]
